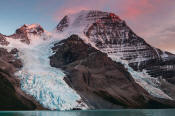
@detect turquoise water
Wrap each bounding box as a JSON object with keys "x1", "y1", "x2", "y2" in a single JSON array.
[{"x1": 0, "y1": 109, "x2": 175, "y2": 116}]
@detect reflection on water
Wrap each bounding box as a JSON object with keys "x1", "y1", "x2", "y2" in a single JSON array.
[{"x1": 0, "y1": 109, "x2": 175, "y2": 116}]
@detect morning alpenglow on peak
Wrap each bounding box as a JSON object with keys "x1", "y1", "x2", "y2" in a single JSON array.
[{"x1": 0, "y1": 0, "x2": 175, "y2": 116}]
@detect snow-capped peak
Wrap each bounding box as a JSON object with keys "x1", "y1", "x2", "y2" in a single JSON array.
[
  {"x1": 16, "y1": 24, "x2": 44, "y2": 35},
  {"x1": 4, "y1": 24, "x2": 52, "y2": 45},
  {"x1": 55, "y1": 10, "x2": 124, "y2": 47},
  {"x1": 25, "y1": 24, "x2": 40, "y2": 29},
  {"x1": 56, "y1": 10, "x2": 122, "y2": 34}
]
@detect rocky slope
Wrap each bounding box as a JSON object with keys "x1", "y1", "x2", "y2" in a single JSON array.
[
  {"x1": 0, "y1": 33, "x2": 9, "y2": 45},
  {"x1": 56, "y1": 10, "x2": 175, "y2": 100}
]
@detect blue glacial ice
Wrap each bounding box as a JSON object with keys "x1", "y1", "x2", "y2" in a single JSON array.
[{"x1": 11, "y1": 39, "x2": 88, "y2": 110}]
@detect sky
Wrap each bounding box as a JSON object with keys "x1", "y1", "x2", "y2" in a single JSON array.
[{"x1": 0, "y1": 0, "x2": 175, "y2": 53}]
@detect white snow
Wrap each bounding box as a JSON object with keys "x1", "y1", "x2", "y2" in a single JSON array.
[
  {"x1": 54, "y1": 10, "x2": 108, "y2": 50},
  {"x1": 22, "y1": 24, "x2": 42, "y2": 34},
  {"x1": 64, "y1": 10, "x2": 108, "y2": 33},
  {"x1": 56, "y1": 10, "x2": 108, "y2": 38},
  {"x1": 25, "y1": 24, "x2": 40, "y2": 29},
  {"x1": 1, "y1": 32, "x2": 88, "y2": 110}
]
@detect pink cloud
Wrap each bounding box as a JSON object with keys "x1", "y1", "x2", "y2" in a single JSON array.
[
  {"x1": 120, "y1": 0, "x2": 154, "y2": 19},
  {"x1": 51, "y1": 0, "x2": 174, "y2": 21}
]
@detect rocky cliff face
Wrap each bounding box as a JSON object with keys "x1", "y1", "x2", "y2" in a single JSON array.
[
  {"x1": 50, "y1": 35, "x2": 175, "y2": 109},
  {"x1": 0, "y1": 34, "x2": 9, "y2": 46},
  {"x1": 56, "y1": 10, "x2": 175, "y2": 100}
]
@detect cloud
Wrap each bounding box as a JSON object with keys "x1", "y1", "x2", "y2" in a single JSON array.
[
  {"x1": 140, "y1": 24, "x2": 175, "y2": 53},
  {"x1": 155, "y1": 25, "x2": 175, "y2": 52},
  {"x1": 37, "y1": 0, "x2": 175, "y2": 21},
  {"x1": 52, "y1": 0, "x2": 108, "y2": 21},
  {"x1": 116, "y1": 0, "x2": 154, "y2": 20},
  {"x1": 162, "y1": 25, "x2": 175, "y2": 33},
  {"x1": 50, "y1": 0, "x2": 174, "y2": 21}
]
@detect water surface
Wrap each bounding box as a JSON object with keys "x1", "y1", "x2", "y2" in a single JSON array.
[{"x1": 0, "y1": 109, "x2": 175, "y2": 116}]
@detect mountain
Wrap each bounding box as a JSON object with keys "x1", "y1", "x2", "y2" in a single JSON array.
[
  {"x1": 0, "y1": 10, "x2": 175, "y2": 110},
  {"x1": 50, "y1": 34, "x2": 175, "y2": 109},
  {"x1": 9, "y1": 24, "x2": 45, "y2": 44},
  {"x1": 56, "y1": 10, "x2": 175, "y2": 100},
  {"x1": 0, "y1": 24, "x2": 51, "y2": 46}
]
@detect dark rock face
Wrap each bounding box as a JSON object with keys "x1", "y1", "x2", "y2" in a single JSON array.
[
  {"x1": 0, "y1": 48, "x2": 44, "y2": 110},
  {"x1": 9, "y1": 24, "x2": 44, "y2": 44},
  {"x1": 56, "y1": 16, "x2": 69, "y2": 32},
  {"x1": 50, "y1": 35, "x2": 175, "y2": 109},
  {"x1": 0, "y1": 33, "x2": 9, "y2": 46}
]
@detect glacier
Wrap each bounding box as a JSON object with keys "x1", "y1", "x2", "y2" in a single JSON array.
[
  {"x1": 1, "y1": 34, "x2": 88, "y2": 110},
  {"x1": 109, "y1": 55, "x2": 173, "y2": 100}
]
